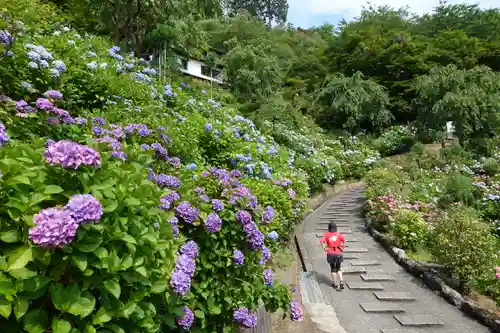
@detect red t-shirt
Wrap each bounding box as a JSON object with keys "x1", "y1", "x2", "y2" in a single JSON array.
[{"x1": 320, "y1": 232, "x2": 345, "y2": 255}]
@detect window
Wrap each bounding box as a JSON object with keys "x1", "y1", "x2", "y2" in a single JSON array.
[
  {"x1": 180, "y1": 58, "x2": 188, "y2": 69},
  {"x1": 212, "y1": 69, "x2": 222, "y2": 81},
  {"x1": 201, "y1": 65, "x2": 211, "y2": 77}
]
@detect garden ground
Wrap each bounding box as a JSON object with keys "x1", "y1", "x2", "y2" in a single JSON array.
[{"x1": 297, "y1": 184, "x2": 490, "y2": 333}]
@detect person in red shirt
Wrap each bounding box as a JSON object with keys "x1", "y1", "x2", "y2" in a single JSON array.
[{"x1": 319, "y1": 221, "x2": 346, "y2": 289}]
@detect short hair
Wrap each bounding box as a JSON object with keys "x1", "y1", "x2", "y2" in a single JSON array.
[{"x1": 328, "y1": 221, "x2": 338, "y2": 232}]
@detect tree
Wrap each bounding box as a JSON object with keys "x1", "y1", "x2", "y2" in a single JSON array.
[
  {"x1": 224, "y1": 43, "x2": 284, "y2": 102},
  {"x1": 413, "y1": 64, "x2": 500, "y2": 152},
  {"x1": 313, "y1": 72, "x2": 393, "y2": 134},
  {"x1": 223, "y1": 0, "x2": 288, "y2": 25}
]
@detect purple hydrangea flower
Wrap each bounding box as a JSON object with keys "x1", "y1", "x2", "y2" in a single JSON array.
[
  {"x1": 75, "y1": 117, "x2": 87, "y2": 125},
  {"x1": 168, "y1": 157, "x2": 181, "y2": 168},
  {"x1": 51, "y1": 107, "x2": 70, "y2": 118},
  {"x1": 264, "y1": 269, "x2": 275, "y2": 286},
  {"x1": 92, "y1": 117, "x2": 106, "y2": 126},
  {"x1": 44, "y1": 139, "x2": 55, "y2": 147},
  {"x1": 175, "y1": 202, "x2": 199, "y2": 224},
  {"x1": 288, "y1": 188, "x2": 296, "y2": 199},
  {"x1": 53, "y1": 60, "x2": 67, "y2": 73},
  {"x1": 44, "y1": 90, "x2": 63, "y2": 100},
  {"x1": 259, "y1": 246, "x2": 271, "y2": 265},
  {"x1": 175, "y1": 254, "x2": 196, "y2": 276},
  {"x1": 15, "y1": 100, "x2": 28, "y2": 112},
  {"x1": 159, "y1": 191, "x2": 181, "y2": 210},
  {"x1": 154, "y1": 174, "x2": 181, "y2": 188},
  {"x1": 179, "y1": 240, "x2": 199, "y2": 259},
  {"x1": 244, "y1": 223, "x2": 265, "y2": 250},
  {"x1": 0, "y1": 30, "x2": 12, "y2": 46},
  {"x1": 233, "y1": 308, "x2": 257, "y2": 328},
  {"x1": 28, "y1": 208, "x2": 78, "y2": 248},
  {"x1": 170, "y1": 270, "x2": 191, "y2": 296},
  {"x1": 0, "y1": 121, "x2": 8, "y2": 146},
  {"x1": 140, "y1": 143, "x2": 151, "y2": 150},
  {"x1": 233, "y1": 250, "x2": 244, "y2": 265},
  {"x1": 65, "y1": 194, "x2": 103, "y2": 224},
  {"x1": 111, "y1": 151, "x2": 127, "y2": 160},
  {"x1": 211, "y1": 199, "x2": 224, "y2": 212},
  {"x1": 177, "y1": 306, "x2": 194, "y2": 330},
  {"x1": 204, "y1": 123, "x2": 213, "y2": 132},
  {"x1": 268, "y1": 231, "x2": 279, "y2": 240},
  {"x1": 205, "y1": 213, "x2": 222, "y2": 233},
  {"x1": 168, "y1": 216, "x2": 179, "y2": 238},
  {"x1": 290, "y1": 301, "x2": 303, "y2": 321},
  {"x1": 44, "y1": 140, "x2": 101, "y2": 169},
  {"x1": 62, "y1": 115, "x2": 75, "y2": 124},
  {"x1": 36, "y1": 98, "x2": 54, "y2": 111},
  {"x1": 236, "y1": 210, "x2": 252, "y2": 225},
  {"x1": 262, "y1": 206, "x2": 275, "y2": 223}
]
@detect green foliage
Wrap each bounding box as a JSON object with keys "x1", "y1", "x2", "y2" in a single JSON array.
[
  {"x1": 224, "y1": 44, "x2": 284, "y2": 102},
  {"x1": 414, "y1": 65, "x2": 500, "y2": 147},
  {"x1": 314, "y1": 72, "x2": 393, "y2": 134},
  {"x1": 0, "y1": 140, "x2": 181, "y2": 332},
  {"x1": 431, "y1": 206, "x2": 498, "y2": 290},
  {"x1": 482, "y1": 158, "x2": 500, "y2": 176},
  {"x1": 391, "y1": 210, "x2": 428, "y2": 251},
  {"x1": 440, "y1": 171, "x2": 476, "y2": 207},
  {"x1": 372, "y1": 125, "x2": 415, "y2": 156},
  {"x1": 364, "y1": 168, "x2": 403, "y2": 200}
]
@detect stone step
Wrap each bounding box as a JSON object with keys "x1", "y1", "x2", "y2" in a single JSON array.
[
  {"x1": 325, "y1": 208, "x2": 357, "y2": 212},
  {"x1": 320, "y1": 213, "x2": 351, "y2": 217},
  {"x1": 343, "y1": 266, "x2": 367, "y2": 274},
  {"x1": 315, "y1": 228, "x2": 353, "y2": 234},
  {"x1": 374, "y1": 292, "x2": 416, "y2": 302},
  {"x1": 359, "y1": 302, "x2": 405, "y2": 313},
  {"x1": 361, "y1": 274, "x2": 396, "y2": 282},
  {"x1": 380, "y1": 329, "x2": 427, "y2": 333},
  {"x1": 343, "y1": 247, "x2": 368, "y2": 253},
  {"x1": 316, "y1": 223, "x2": 351, "y2": 227},
  {"x1": 342, "y1": 254, "x2": 359, "y2": 260},
  {"x1": 350, "y1": 260, "x2": 380, "y2": 266},
  {"x1": 393, "y1": 315, "x2": 444, "y2": 327},
  {"x1": 315, "y1": 234, "x2": 359, "y2": 242},
  {"x1": 318, "y1": 217, "x2": 350, "y2": 221},
  {"x1": 347, "y1": 282, "x2": 384, "y2": 290}
]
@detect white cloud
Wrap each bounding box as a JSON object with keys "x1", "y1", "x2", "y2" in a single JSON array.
[{"x1": 289, "y1": 0, "x2": 499, "y2": 24}]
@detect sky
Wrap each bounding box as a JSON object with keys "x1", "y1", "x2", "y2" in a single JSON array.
[{"x1": 287, "y1": 0, "x2": 499, "y2": 28}]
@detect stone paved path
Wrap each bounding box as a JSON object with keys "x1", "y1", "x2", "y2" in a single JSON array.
[{"x1": 299, "y1": 185, "x2": 490, "y2": 333}]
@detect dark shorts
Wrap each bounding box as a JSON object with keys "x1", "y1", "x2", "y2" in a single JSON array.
[{"x1": 326, "y1": 254, "x2": 343, "y2": 272}]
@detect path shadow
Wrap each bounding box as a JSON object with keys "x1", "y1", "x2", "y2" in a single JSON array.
[{"x1": 313, "y1": 271, "x2": 333, "y2": 287}]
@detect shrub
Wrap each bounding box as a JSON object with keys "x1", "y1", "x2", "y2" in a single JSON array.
[
  {"x1": 372, "y1": 125, "x2": 415, "y2": 157},
  {"x1": 482, "y1": 158, "x2": 500, "y2": 177},
  {"x1": 364, "y1": 167, "x2": 403, "y2": 200},
  {"x1": 0, "y1": 139, "x2": 182, "y2": 332},
  {"x1": 431, "y1": 206, "x2": 498, "y2": 291},
  {"x1": 391, "y1": 210, "x2": 428, "y2": 251},
  {"x1": 366, "y1": 195, "x2": 401, "y2": 232},
  {"x1": 439, "y1": 171, "x2": 477, "y2": 207}
]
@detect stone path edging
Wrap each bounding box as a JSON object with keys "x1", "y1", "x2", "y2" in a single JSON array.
[{"x1": 365, "y1": 217, "x2": 500, "y2": 333}]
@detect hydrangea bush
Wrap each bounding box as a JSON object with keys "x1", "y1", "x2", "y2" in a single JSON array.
[
  {"x1": 0, "y1": 1, "x2": 383, "y2": 330},
  {"x1": 364, "y1": 150, "x2": 500, "y2": 305},
  {"x1": 0, "y1": 138, "x2": 183, "y2": 332}
]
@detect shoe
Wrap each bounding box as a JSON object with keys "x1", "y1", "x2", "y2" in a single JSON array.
[
  {"x1": 339, "y1": 281, "x2": 344, "y2": 290},
  {"x1": 332, "y1": 282, "x2": 338, "y2": 289}
]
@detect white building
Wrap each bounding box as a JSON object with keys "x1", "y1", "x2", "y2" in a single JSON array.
[{"x1": 178, "y1": 58, "x2": 223, "y2": 84}]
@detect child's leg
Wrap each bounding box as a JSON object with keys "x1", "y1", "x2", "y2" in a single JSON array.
[
  {"x1": 337, "y1": 257, "x2": 344, "y2": 289},
  {"x1": 330, "y1": 271, "x2": 338, "y2": 284}
]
